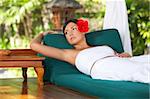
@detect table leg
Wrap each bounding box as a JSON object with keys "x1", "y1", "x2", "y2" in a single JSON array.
[
  {"x1": 22, "y1": 68, "x2": 28, "y2": 82},
  {"x1": 22, "y1": 80, "x2": 28, "y2": 94},
  {"x1": 34, "y1": 67, "x2": 44, "y2": 85}
]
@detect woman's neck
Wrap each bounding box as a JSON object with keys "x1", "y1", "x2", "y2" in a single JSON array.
[{"x1": 74, "y1": 39, "x2": 91, "y2": 50}]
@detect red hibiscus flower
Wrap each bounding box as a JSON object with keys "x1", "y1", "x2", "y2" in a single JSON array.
[{"x1": 77, "y1": 19, "x2": 89, "y2": 33}]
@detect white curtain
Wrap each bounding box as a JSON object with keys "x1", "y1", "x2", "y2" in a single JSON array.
[{"x1": 103, "y1": 0, "x2": 132, "y2": 55}]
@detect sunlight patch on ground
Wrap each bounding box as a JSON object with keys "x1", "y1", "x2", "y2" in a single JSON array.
[
  {"x1": 0, "y1": 86, "x2": 18, "y2": 93},
  {"x1": 0, "y1": 94, "x2": 37, "y2": 99},
  {"x1": 0, "y1": 68, "x2": 36, "y2": 78}
]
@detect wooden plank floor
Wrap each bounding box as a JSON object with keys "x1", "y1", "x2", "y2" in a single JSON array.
[{"x1": 0, "y1": 78, "x2": 97, "y2": 99}]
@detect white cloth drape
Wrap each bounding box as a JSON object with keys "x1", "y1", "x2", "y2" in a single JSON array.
[{"x1": 103, "y1": 0, "x2": 132, "y2": 55}]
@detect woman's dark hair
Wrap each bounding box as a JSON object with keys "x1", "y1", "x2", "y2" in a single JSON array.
[{"x1": 63, "y1": 19, "x2": 78, "y2": 34}]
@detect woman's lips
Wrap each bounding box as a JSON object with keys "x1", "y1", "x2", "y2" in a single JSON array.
[{"x1": 70, "y1": 37, "x2": 75, "y2": 40}]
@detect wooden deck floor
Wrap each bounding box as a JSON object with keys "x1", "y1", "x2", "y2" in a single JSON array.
[{"x1": 0, "y1": 78, "x2": 97, "y2": 99}]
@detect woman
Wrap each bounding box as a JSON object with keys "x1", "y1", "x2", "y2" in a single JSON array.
[{"x1": 30, "y1": 19, "x2": 149, "y2": 83}]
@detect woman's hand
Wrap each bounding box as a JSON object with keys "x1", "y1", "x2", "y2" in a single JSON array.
[
  {"x1": 30, "y1": 30, "x2": 56, "y2": 46},
  {"x1": 115, "y1": 52, "x2": 131, "y2": 58}
]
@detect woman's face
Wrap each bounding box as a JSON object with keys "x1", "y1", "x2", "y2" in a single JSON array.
[{"x1": 64, "y1": 22, "x2": 85, "y2": 45}]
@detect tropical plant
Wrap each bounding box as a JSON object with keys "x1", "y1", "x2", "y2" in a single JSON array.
[
  {"x1": 126, "y1": 0, "x2": 150, "y2": 55},
  {"x1": 0, "y1": 0, "x2": 149, "y2": 55},
  {"x1": 0, "y1": 0, "x2": 49, "y2": 49}
]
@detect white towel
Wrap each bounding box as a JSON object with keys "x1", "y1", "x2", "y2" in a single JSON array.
[
  {"x1": 75, "y1": 46, "x2": 115, "y2": 75},
  {"x1": 91, "y1": 55, "x2": 150, "y2": 83},
  {"x1": 103, "y1": 0, "x2": 132, "y2": 55},
  {"x1": 75, "y1": 46, "x2": 150, "y2": 83}
]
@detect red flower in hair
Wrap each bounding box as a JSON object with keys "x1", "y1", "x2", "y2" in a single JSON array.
[{"x1": 77, "y1": 19, "x2": 89, "y2": 32}]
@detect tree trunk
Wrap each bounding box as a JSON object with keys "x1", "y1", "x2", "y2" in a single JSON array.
[
  {"x1": 41, "y1": 5, "x2": 50, "y2": 31},
  {"x1": 23, "y1": 13, "x2": 33, "y2": 38}
]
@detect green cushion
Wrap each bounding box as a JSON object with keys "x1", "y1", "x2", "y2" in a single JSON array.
[{"x1": 40, "y1": 29, "x2": 149, "y2": 98}]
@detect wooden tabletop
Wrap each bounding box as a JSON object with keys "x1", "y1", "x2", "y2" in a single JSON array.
[
  {"x1": 0, "y1": 49, "x2": 45, "y2": 61},
  {"x1": 0, "y1": 55, "x2": 45, "y2": 61},
  {"x1": 0, "y1": 49, "x2": 45, "y2": 85}
]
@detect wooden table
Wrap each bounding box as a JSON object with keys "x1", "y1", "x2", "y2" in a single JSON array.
[{"x1": 0, "y1": 49, "x2": 45, "y2": 85}]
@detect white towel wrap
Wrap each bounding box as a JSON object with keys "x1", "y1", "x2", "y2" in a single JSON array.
[
  {"x1": 75, "y1": 46, "x2": 150, "y2": 83},
  {"x1": 75, "y1": 46, "x2": 115, "y2": 75}
]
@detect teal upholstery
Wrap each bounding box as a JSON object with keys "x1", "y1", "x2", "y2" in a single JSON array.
[{"x1": 39, "y1": 29, "x2": 149, "y2": 98}]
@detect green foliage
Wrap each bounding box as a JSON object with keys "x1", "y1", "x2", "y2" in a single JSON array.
[
  {"x1": 0, "y1": 31, "x2": 11, "y2": 49},
  {"x1": 0, "y1": 37, "x2": 10, "y2": 49},
  {"x1": 126, "y1": 0, "x2": 150, "y2": 55},
  {"x1": 0, "y1": 0, "x2": 48, "y2": 49},
  {"x1": 0, "y1": 0, "x2": 149, "y2": 55},
  {"x1": 0, "y1": 0, "x2": 45, "y2": 25}
]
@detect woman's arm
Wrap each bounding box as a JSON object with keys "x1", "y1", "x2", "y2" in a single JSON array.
[{"x1": 30, "y1": 32, "x2": 67, "y2": 61}]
